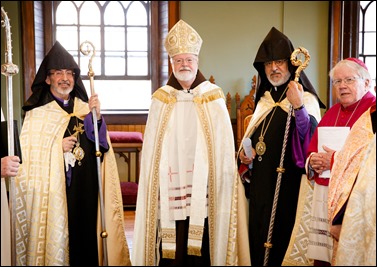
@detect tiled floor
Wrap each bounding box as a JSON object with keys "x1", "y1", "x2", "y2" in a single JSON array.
[{"x1": 123, "y1": 209, "x2": 135, "y2": 255}]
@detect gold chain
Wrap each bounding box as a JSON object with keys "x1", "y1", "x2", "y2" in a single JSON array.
[{"x1": 256, "y1": 85, "x2": 289, "y2": 161}]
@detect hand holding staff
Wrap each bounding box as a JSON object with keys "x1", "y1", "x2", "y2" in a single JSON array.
[{"x1": 80, "y1": 40, "x2": 109, "y2": 266}]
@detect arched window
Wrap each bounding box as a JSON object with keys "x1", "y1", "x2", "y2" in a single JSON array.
[
  {"x1": 21, "y1": 1, "x2": 177, "y2": 124},
  {"x1": 359, "y1": 1, "x2": 376, "y2": 90},
  {"x1": 54, "y1": 1, "x2": 152, "y2": 112}
]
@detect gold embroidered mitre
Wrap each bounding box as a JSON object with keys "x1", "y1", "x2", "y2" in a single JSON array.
[{"x1": 164, "y1": 19, "x2": 203, "y2": 58}]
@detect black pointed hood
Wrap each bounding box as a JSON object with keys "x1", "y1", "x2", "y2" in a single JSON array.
[
  {"x1": 253, "y1": 27, "x2": 326, "y2": 109},
  {"x1": 23, "y1": 41, "x2": 88, "y2": 111}
]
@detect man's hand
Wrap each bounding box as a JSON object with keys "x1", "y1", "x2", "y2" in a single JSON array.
[
  {"x1": 309, "y1": 145, "x2": 335, "y2": 174},
  {"x1": 89, "y1": 93, "x2": 101, "y2": 119},
  {"x1": 1, "y1": 155, "x2": 20, "y2": 177},
  {"x1": 63, "y1": 135, "x2": 77, "y2": 152},
  {"x1": 286, "y1": 80, "x2": 304, "y2": 109},
  {"x1": 239, "y1": 147, "x2": 256, "y2": 165}
]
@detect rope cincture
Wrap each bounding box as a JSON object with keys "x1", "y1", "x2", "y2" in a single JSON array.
[
  {"x1": 263, "y1": 47, "x2": 310, "y2": 266},
  {"x1": 263, "y1": 105, "x2": 293, "y2": 266}
]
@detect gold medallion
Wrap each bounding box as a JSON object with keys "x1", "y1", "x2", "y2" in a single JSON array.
[
  {"x1": 73, "y1": 144, "x2": 85, "y2": 166},
  {"x1": 256, "y1": 136, "x2": 266, "y2": 161}
]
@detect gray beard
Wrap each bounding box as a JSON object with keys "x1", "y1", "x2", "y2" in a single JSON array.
[{"x1": 268, "y1": 73, "x2": 291, "y2": 87}]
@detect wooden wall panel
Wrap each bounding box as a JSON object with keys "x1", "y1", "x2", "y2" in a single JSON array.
[
  {"x1": 107, "y1": 124, "x2": 146, "y2": 136},
  {"x1": 21, "y1": 1, "x2": 36, "y2": 102}
]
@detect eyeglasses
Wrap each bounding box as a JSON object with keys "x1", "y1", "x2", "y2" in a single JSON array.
[
  {"x1": 171, "y1": 57, "x2": 197, "y2": 65},
  {"x1": 49, "y1": 69, "x2": 75, "y2": 78},
  {"x1": 332, "y1": 77, "x2": 361, "y2": 87},
  {"x1": 264, "y1": 59, "x2": 287, "y2": 68}
]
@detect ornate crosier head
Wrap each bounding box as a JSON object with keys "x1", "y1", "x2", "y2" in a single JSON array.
[
  {"x1": 290, "y1": 47, "x2": 310, "y2": 82},
  {"x1": 1, "y1": 6, "x2": 19, "y2": 76},
  {"x1": 80, "y1": 40, "x2": 96, "y2": 78}
]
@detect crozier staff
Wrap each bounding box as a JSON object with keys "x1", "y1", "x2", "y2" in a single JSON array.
[
  {"x1": 1, "y1": 6, "x2": 20, "y2": 266},
  {"x1": 80, "y1": 40, "x2": 108, "y2": 265}
]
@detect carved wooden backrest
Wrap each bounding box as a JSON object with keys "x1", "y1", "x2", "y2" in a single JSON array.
[
  {"x1": 226, "y1": 92, "x2": 231, "y2": 115},
  {"x1": 210, "y1": 75, "x2": 231, "y2": 116},
  {"x1": 236, "y1": 75, "x2": 257, "y2": 149}
]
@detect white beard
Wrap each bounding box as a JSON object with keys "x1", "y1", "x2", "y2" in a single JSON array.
[{"x1": 174, "y1": 70, "x2": 196, "y2": 82}]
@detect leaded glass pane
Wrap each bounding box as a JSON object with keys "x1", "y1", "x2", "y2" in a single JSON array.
[
  {"x1": 105, "y1": 27, "x2": 126, "y2": 51},
  {"x1": 128, "y1": 52, "x2": 148, "y2": 75},
  {"x1": 105, "y1": 2, "x2": 125, "y2": 25},
  {"x1": 127, "y1": 27, "x2": 147, "y2": 51},
  {"x1": 127, "y1": 2, "x2": 147, "y2": 26},
  {"x1": 80, "y1": 1, "x2": 100, "y2": 25},
  {"x1": 56, "y1": 2, "x2": 77, "y2": 24}
]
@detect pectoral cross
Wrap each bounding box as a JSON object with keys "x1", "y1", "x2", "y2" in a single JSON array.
[{"x1": 72, "y1": 123, "x2": 85, "y2": 137}]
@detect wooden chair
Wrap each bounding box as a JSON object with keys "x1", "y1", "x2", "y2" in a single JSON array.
[
  {"x1": 209, "y1": 75, "x2": 232, "y2": 117},
  {"x1": 236, "y1": 75, "x2": 257, "y2": 149}
]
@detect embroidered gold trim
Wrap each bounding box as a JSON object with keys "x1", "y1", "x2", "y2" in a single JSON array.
[
  {"x1": 154, "y1": 87, "x2": 224, "y2": 105},
  {"x1": 187, "y1": 245, "x2": 202, "y2": 256},
  {"x1": 153, "y1": 88, "x2": 177, "y2": 104},
  {"x1": 195, "y1": 101, "x2": 216, "y2": 264},
  {"x1": 162, "y1": 249, "x2": 175, "y2": 259},
  {"x1": 146, "y1": 96, "x2": 175, "y2": 265}
]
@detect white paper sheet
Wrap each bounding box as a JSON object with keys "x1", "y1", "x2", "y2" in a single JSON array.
[{"x1": 317, "y1": 126, "x2": 350, "y2": 178}]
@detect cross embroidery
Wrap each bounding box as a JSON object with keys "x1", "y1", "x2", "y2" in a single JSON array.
[
  {"x1": 168, "y1": 164, "x2": 195, "y2": 183},
  {"x1": 168, "y1": 166, "x2": 179, "y2": 182},
  {"x1": 186, "y1": 164, "x2": 194, "y2": 174}
]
